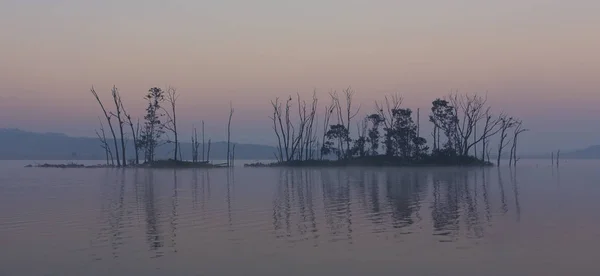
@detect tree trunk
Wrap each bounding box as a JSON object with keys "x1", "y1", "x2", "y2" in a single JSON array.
[
  {"x1": 202, "y1": 121, "x2": 205, "y2": 162},
  {"x1": 227, "y1": 103, "x2": 234, "y2": 166},
  {"x1": 112, "y1": 86, "x2": 127, "y2": 166},
  {"x1": 207, "y1": 139, "x2": 212, "y2": 163},
  {"x1": 91, "y1": 87, "x2": 121, "y2": 167}
]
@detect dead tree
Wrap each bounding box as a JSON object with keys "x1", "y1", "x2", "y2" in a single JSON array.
[
  {"x1": 110, "y1": 86, "x2": 127, "y2": 166},
  {"x1": 163, "y1": 86, "x2": 180, "y2": 161},
  {"x1": 120, "y1": 98, "x2": 140, "y2": 165},
  {"x1": 90, "y1": 86, "x2": 121, "y2": 166},
  {"x1": 191, "y1": 128, "x2": 200, "y2": 162},
  {"x1": 302, "y1": 92, "x2": 318, "y2": 161},
  {"x1": 191, "y1": 130, "x2": 197, "y2": 162},
  {"x1": 473, "y1": 109, "x2": 503, "y2": 161},
  {"x1": 290, "y1": 93, "x2": 310, "y2": 161},
  {"x1": 320, "y1": 100, "x2": 335, "y2": 160},
  {"x1": 342, "y1": 87, "x2": 361, "y2": 157},
  {"x1": 270, "y1": 98, "x2": 285, "y2": 162},
  {"x1": 447, "y1": 92, "x2": 489, "y2": 156},
  {"x1": 95, "y1": 117, "x2": 113, "y2": 166},
  {"x1": 497, "y1": 115, "x2": 516, "y2": 166},
  {"x1": 231, "y1": 143, "x2": 236, "y2": 167},
  {"x1": 206, "y1": 139, "x2": 212, "y2": 163},
  {"x1": 202, "y1": 120, "x2": 205, "y2": 162},
  {"x1": 509, "y1": 120, "x2": 528, "y2": 166},
  {"x1": 227, "y1": 102, "x2": 234, "y2": 167}
]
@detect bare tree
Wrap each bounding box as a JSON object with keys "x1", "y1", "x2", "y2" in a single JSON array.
[
  {"x1": 497, "y1": 115, "x2": 516, "y2": 166},
  {"x1": 303, "y1": 92, "x2": 318, "y2": 161},
  {"x1": 110, "y1": 86, "x2": 127, "y2": 166},
  {"x1": 95, "y1": 117, "x2": 113, "y2": 166},
  {"x1": 202, "y1": 120, "x2": 205, "y2": 162},
  {"x1": 509, "y1": 120, "x2": 528, "y2": 166},
  {"x1": 320, "y1": 100, "x2": 335, "y2": 160},
  {"x1": 227, "y1": 102, "x2": 234, "y2": 167},
  {"x1": 474, "y1": 109, "x2": 503, "y2": 161},
  {"x1": 270, "y1": 98, "x2": 285, "y2": 162},
  {"x1": 120, "y1": 99, "x2": 140, "y2": 165},
  {"x1": 163, "y1": 86, "x2": 179, "y2": 161},
  {"x1": 191, "y1": 127, "x2": 200, "y2": 163},
  {"x1": 90, "y1": 86, "x2": 121, "y2": 166},
  {"x1": 206, "y1": 139, "x2": 212, "y2": 163},
  {"x1": 342, "y1": 87, "x2": 361, "y2": 157},
  {"x1": 231, "y1": 143, "x2": 236, "y2": 167},
  {"x1": 447, "y1": 92, "x2": 488, "y2": 156}
]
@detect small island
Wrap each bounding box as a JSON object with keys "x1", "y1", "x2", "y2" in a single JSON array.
[
  {"x1": 248, "y1": 89, "x2": 525, "y2": 168},
  {"x1": 26, "y1": 86, "x2": 527, "y2": 169}
]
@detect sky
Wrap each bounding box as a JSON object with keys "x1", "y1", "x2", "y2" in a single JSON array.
[{"x1": 1, "y1": 0, "x2": 599, "y2": 153}]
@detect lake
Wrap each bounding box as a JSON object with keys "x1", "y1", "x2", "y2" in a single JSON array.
[{"x1": 1, "y1": 160, "x2": 599, "y2": 275}]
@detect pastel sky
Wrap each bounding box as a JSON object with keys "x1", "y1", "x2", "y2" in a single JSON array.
[{"x1": 1, "y1": 0, "x2": 599, "y2": 153}]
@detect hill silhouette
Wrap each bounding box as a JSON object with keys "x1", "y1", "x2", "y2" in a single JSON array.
[{"x1": 0, "y1": 128, "x2": 277, "y2": 161}]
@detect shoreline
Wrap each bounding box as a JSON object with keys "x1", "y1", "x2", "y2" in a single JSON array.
[{"x1": 25, "y1": 156, "x2": 493, "y2": 169}]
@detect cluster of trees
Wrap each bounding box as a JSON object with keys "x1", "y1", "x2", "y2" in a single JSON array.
[
  {"x1": 90, "y1": 86, "x2": 235, "y2": 167},
  {"x1": 270, "y1": 88, "x2": 528, "y2": 166}
]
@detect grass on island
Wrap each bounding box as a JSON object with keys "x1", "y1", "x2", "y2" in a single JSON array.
[{"x1": 244, "y1": 155, "x2": 493, "y2": 168}]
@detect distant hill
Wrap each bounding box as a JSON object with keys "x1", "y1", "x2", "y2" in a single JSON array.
[
  {"x1": 553, "y1": 145, "x2": 600, "y2": 159},
  {"x1": 518, "y1": 145, "x2": 600, "y2": 159},
  {"x1": 0, "y1": 128, "x2": 277, "y2": 161}
]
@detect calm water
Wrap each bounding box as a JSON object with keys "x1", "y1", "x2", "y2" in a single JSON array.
[{"x1": 1, "y1": 160, "x2": 599, "y2": 275}]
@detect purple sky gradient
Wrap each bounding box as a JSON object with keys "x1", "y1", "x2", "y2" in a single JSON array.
[{"x1": 1, "y1": 0, "x2": 599, "y2": 153}]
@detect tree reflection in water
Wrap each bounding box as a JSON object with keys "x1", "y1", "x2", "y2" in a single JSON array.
[{"x1": 272, "y1": 167, "x2": 521, "y2": 245}]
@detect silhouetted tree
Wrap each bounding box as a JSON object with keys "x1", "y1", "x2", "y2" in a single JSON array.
[
  {"x1": 509, "y1": 120, "x2": 528, "y2": 167},
  {"x1": 429, "y1": 98, "x2": 457, "y2": 153},
  {"x1": 95, "y1": 117, "x2": 113, "y2": 165},
  {"x1": 497, "y1": 115, "x2": 516, "y2": 166},
  {"x1": 111, "y1": 86, "x2": 127, "y2": 166},
  {"x1": 227, "y1": 102, "x2": 234, "y2": 166},
  {"x1": 163, "y1": 86, "x2": 179, "y2": 161},
  {"x1": 201, "y1": 120, "x2": 206, "y2": 162},
  {"x1": 140, "y1": 87, "x2": 165, "y2": 163},
  {"x1": 320, "y1": 100, "x2": 336, "y2": 160},
  {"x1": 366, "y1": 113, "x2": 384, "y2": 155},
  {"x1": 376, "y1": 94, "x2": 403, "y2": 156},
  {"x1": 191, "y1": 127, "x2": 200, "y2": 162},
  {"x1": 120, "y1": 99, "x2": 140, "y2": 165},
  {"x1": 90, "y1": 86, "x2": 121, "y2": 166},
  {"x1": 324, "y1": 124, "x2": 350, "y2": 159}
]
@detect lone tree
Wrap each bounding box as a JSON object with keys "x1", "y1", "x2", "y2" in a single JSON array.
[
  {"x1": 90, "y1": 86, "x2": 121, "y2": 166},
  {"x1": 140, "y1": 87, "x2": 165, "y2": 163}
]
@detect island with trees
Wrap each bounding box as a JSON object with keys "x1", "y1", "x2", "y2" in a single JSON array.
[
  {"x1": 27, "y1": 86, "x2": 527, "y2": 169},
  {"x1": 246, "y1": 88, "x2": 527, "y2": 168}
]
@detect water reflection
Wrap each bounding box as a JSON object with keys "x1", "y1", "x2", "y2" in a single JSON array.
[
  {"x1": 90, "y1": 167, "x2": 524, "y2": 260},
  {"x1": 143, "y1": 170, "x2": 164, "y2": 257},
  {"x1": 272, "y1": 167, "x2": 523, "y2": 245}
]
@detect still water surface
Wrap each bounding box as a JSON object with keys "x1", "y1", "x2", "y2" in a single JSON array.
[{"x1": 1, "y1": 160, "x2": 599, "y2": 275}]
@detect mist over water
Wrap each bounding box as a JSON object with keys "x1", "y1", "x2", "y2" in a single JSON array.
[{"x1": 1, "y1": 160, "x2": 599, "y2": 275}]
